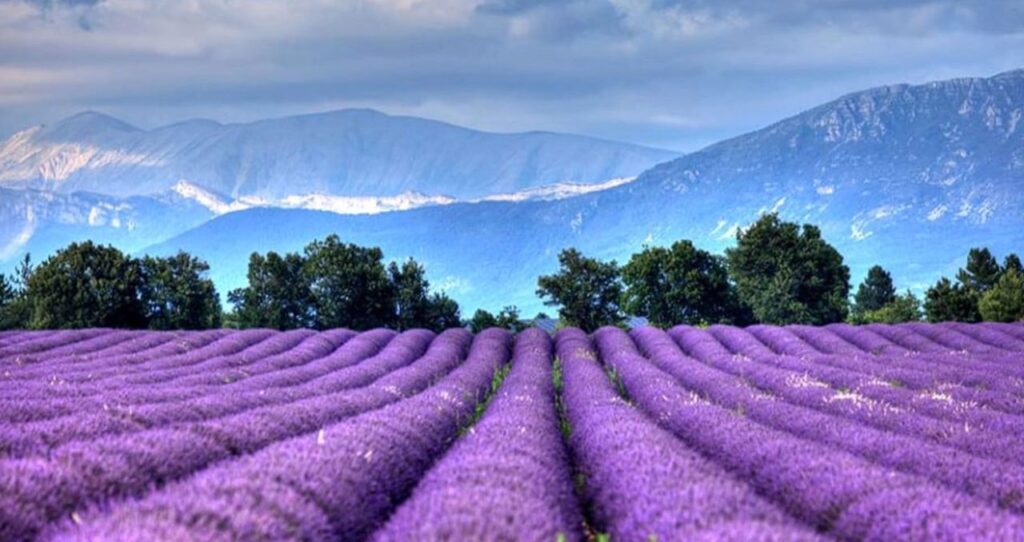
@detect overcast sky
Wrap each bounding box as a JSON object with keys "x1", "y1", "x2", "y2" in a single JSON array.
[{"x1": 1, "y1": 0, "x2": 1022, "y2": 151}]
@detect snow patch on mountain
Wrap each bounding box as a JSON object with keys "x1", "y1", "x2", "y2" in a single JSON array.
[
  {"x1": 171, "y1": 177, "x2": 635, "y2": 216},
  {"x1": 477, "y1": 177, "x2": 635, "y2": 202},
  {"x1": 264, "y1": 192, "x2": 457, "y2": 215},
  {"x1": 171, "y1": 181, "x2": 249, "y2": 215}
]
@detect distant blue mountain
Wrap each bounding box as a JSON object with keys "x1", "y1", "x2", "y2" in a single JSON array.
[
  {"x1": 0, "y1": 187, "x2": 213, "y2": 268},
  {"x1": 0, "y1": 109, "x2": 677, "y2": 199},
  {"x1": 147, "y1": 70, "x2": 1024, "y2": 314}
]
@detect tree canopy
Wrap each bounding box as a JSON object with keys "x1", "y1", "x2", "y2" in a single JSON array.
[
  {"x1": 140, "y1": 252, "x2": 222, "y2": 330},
  {"x1": 852, "y1": 290, "x2": 922, "y2": 324},
  {"x1": 537, "y1": 248, "x2": 623, "y2": 332},
  {"x1": 924, "y1": 277, "x2": 981, "y2": 323},
  {"x1": 852, "y1": 265, "x2": 896, "y2": 316},
  {"x1": 978, "y1": 268, "x2": 1024, "y2": 323},
  {"x1": 621, "y1": 240, "x2": 744, "y2": 326},
  {"x1": 25, "y1": 241, "x2": 148, "y2": 329},
  {"x1": 956, "y1": 248, "x2": 1002, "y2": 294},
  {"x1": 228, "y1": 251, "x2": 314, "y2": 330},
  {"x1": 228, "y1": 236, "x2": 459, "y2": 331},
  {"x1": 725, "y1": 214, "x2": 850, "y2": 325}
]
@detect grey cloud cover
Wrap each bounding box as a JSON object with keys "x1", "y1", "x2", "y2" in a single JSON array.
[{"x1": 0, "y1": 0, "x2": 1022, "y2": 150}]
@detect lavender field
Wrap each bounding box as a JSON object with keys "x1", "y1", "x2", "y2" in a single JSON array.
[{"x1": 2, "y1": 323, "x2": 1024, "y2": 541}]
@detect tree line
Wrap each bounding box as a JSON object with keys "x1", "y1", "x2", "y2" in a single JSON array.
[
  {"x1": 0, "y1": 243, "x2": 220, "y2": 330},
  {"x1": 534, "y1": 214, "x2": 1023, "y2": 331},
  {"x1": 1, "y1": 214, "x2": 1020, "y2": 332}
]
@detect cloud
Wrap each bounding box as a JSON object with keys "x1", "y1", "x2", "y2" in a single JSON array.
[{"x1": 0, "y1": 0, "x2": 1022, "y2": 150}]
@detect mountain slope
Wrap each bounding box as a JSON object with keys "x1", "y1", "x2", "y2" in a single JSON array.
[
  {"x1": 0, "y1": 188, "x2": 214, "y2": 268},
  {"x1": 148, "y1": 70, "x2": 1024, "y2": 313},
  {"x1": 0, "y1": 109, "x2": 678, "y2": 200}
]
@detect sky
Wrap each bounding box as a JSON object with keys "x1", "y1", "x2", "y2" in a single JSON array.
[{"x1": 0, "y1": 0, "x2": 1023, "y2": 151}]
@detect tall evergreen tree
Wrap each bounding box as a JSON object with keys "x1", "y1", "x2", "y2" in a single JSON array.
[
  {"x1": 979, "y1": 268, "x2": 1024, "y2": 323},
  {"x1": 956, "y1": 248, "x2": 1002, "y2": 293},
  {"x1": 140, "y1": 252, "x2": 222, "y2": 330},
  {"x1": 1, "y1": 255, "x2": 33, "y2": 330},
  {"x1": 25, "y1": 241, "x2": 147, "y2": 329},
  {"x1": 1003, "y1": 253, "x2": 1023, "y2": 276},
  {"x1": 621, "y1": 240, "x2": 742, "y2": 326},
  {"x1": 852, "y1": 265, "x2": 896, "y2": 316},
  {"x1": 537, "y1": 248, "x2": 623, "y2": 332},
  {"x1": 389, "y1": 259, "x2": 432, "y2": 330},
  {"x1": 924, "y1": 277, "x2": 981, "y2": 323},
  {"x1": 0, "y1": 275, "x2": 12, "y2": 307},
  {"x1": 388, "y1": 258, "x2": 460, "y2": 331},
  {"x1": 0, "y1": 275, "x2": 14, "y2": 330},
  {"x1": 12, "y1": 253, "x2": 32, "y2": 291},
  {"x1": 725, "y1": 214, "x2": 850, "y2": 325}
]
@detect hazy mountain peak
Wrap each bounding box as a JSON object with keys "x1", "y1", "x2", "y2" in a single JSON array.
[
  {"x1": 0, "y1": 108, "x2": 678, "y2": 199},
  {"x1": 46, "y1": 111, "x2": 139, "y2": 136}
]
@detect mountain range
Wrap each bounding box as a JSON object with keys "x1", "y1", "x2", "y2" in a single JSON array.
[
  {"x1": 0, "y1": 109, "x2": 677, "y2": 199},
  {"x1": 2, "y1": 70, "x2": 1023, "y2": 314}
]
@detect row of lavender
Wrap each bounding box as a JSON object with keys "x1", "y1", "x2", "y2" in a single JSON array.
[{"x1": 1, "y1": 322, "x2": 1023, "y2": 540}]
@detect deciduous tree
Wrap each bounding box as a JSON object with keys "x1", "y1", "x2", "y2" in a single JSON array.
[
  {"x1": 537, "y1": 248, "x2": 623, "y2": 332},
  {"x1": 140, "y1": 252, "x2": 222, "y2": 330},
  {"x1": 621, "y1": 240, "x2": 743, "y2": 326},
  {"x1": 725, "y1": 214, "x2": 849, "y2": 325},
  {"x1": 25, "y1": 241, "x2": 147, "y2": 329}
]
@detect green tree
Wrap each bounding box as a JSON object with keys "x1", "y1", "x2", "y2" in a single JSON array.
[
  {"x1": 468, "y1": 306, "x2": 525, "y2": 332},
  {"x1": 956, "y1": 248, "x2": 1002, "y2": 293},
  {"x1": 140, "y1": 252, "x2": 222, "y2": 330},
  {"x1": 0, "y1": 255, "x2": 32, "y2": 330},
  {"x1": 422, "y1": 292, "x2": 461, "y2": 331},
  {"x1": 979, "y1": 268, "x2": 1024, "y2": 322},
  {"x1": 852, "y1": 265, "x2": 896, "y2": 316},
  {"x1": 12, "y1": 253, "x2": 32, "y2": 291},
  {"x1": 228, "y1": 251, "x2": 314, "y2": 330},
  {"x1": 725, "y1": 214, "x2": 850, "y2": 325},
  {"x1": 537, "y1": 248, "x2": 623, "y2": 332},
  {"x1": 0, "y1": 275, "x2": 14, "y2": 329},
  {"x1": 25, "y1": 241, "x2": 147, "y2": 329},
  {"x1": 388, "y1": 258, "x2": 461, "y2": 331},
  {"x1": 1003, "y1": 253, "x2": 1023, "y2": 276},
  {"x1": 621, "y1": 240, "x2": 742, "y2": 326},
  {"x1": 853, "y1": 290, "x2": 922, "y2": 324},
  {"x1": 924, "y1": 277, "x2": 981, "y2": 323},
  {"x1": 303, "y1": 235, "x2": 394, "y2": 330},
  {"x1": 469, "y1": 309, "x2": 498, "y2": 333}
]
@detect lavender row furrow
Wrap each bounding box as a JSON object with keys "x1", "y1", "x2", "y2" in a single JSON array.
[
  {"x1": 0, "y1": 330, "x2": 401, "y2": 457},
  {"x1": 561, "y1": 328, "x2": 822, "y2": 541},
  {"x1": 677, "y1": 326, "x2": 1024, "y2": 440},
  {"x1": 596, "y1": 326, "x2": 1024, "y2": 541},
  {"x1": 709, "y1": 325, "x2": 1024, "y2": 415},
  {"x1": 0, "y1": 329, "x2": 227, "y2": 384},
  {"x1": 373, "y1": 328, "x2": 582, "y2": 541},
  {"x1": 670, "y1": 326, "x2": 1024, "y2": 469},
  {"x1": 0, "y1": 330, "x2": 471, "y2": 540},
  {"x1": 49, "y1": 329, "x2": 511, "y2": 542},
  {"x1": 0, "y1": 329, "x2": 281, "y2": 402},
  {"x1": 0, "y1": 329, "x2": 113, "y2": 359},
  {"x1": 631, "y1": 326, "x2": 1024, "y2": 513},
  {"x1": 0, "y1": 330, "x2": 320, "y2": 419}
]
